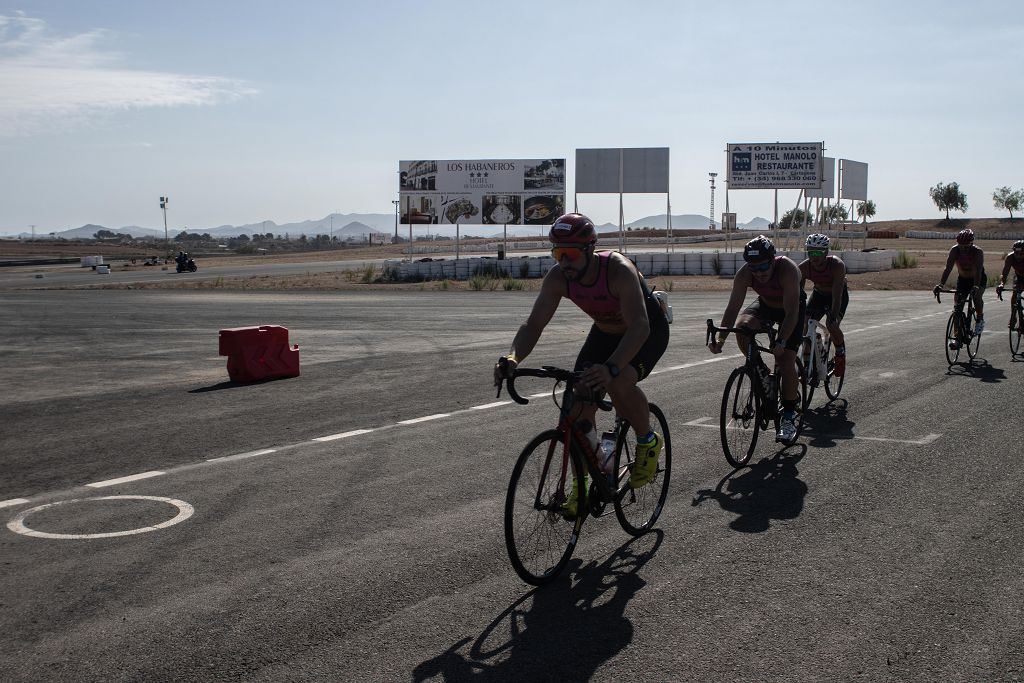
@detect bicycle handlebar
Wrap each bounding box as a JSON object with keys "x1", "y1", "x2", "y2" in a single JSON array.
[
  {"x1": 933, "y1": 286, "x2": 957, "y2": 304},
  {"x1": 497, "y1": 359, "x2": 613, "y2": 411},
  {"x1": 995, "y1": 284, "x2": 1021, "y2": 302},
  {"x1": 706, "y1": 318, "x2": 776, "y2": 353}
]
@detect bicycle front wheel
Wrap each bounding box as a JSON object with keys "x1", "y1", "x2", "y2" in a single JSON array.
[
  {"x1": 965, "y1": 308, "x2": 981, "y2": 360},
  {"x1": 504, "y1": 430, "x2": 583, "y2": 585},
  {"x1": 720, "y1": 366, "x2": 760, "y2": 467},
  {"x1": 824, "y1": 338, "x2": 845, "y2": 400},
  {"x1": 945, "y1": 314, "x2": 961, "y2": 365},
  {"x1": 613, "y1": 402, "x2": 671, "y2": 536}
]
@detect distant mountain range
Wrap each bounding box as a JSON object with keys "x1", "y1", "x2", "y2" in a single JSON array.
[{"x1": 0, "y1": 213, "x2": 770, "y2": 240}]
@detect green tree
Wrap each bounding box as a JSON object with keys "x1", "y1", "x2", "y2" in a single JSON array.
[
  {"x1": 856, "y1": 199, "x2": 877, "y2": 223},
  {"x1": 992, "y1": 186, "x2": 1024, "y2": 219},
  {"x1": 930, "y1": 181, "x2": 968, "y2": 220},
  {"x1": 780, "y1": 208, "x2": 811, "y2": 229},
  {"x1": 820, "y1": 204, "x2": 849, "y2": 224},
  {"x1": 93, "y1": 229, "x2": 116, "y2": 239}
]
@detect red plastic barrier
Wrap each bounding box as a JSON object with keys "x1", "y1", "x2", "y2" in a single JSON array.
[{"x1": 218, "y1": 325, "x2": 300, "y2": 382}]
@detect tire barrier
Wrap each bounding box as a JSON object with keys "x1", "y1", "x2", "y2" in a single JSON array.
[
  {"x1": 218, "y1": 325, "x2": 300, "y2": 383},
  {"x1": 906, "y1": 230, "x2": 1024, "y2": 240},
  {"x1": 383, "y1": 249, "x2": 896, "y2": 281}
]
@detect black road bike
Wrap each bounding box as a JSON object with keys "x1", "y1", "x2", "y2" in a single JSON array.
[
  {"x1": 498, "y1": 362, "x2": 671, "y2": 585},
  {"x1": 997, "y1": 284, "x2": 1024, "y2": 357},
  {"x1": 934, "y1": 286, "x2": 981, "y2": 365},
  {"x1": 706, "y1": 319, "x2": 807, "y2": 468}
]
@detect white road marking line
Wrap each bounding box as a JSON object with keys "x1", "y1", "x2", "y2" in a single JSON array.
[
  {"x1": 681, "y1": 417, "x2": 942, "y2": 445},
  {"x1": 0, "y1": 498, "x2": 30, "y2": 509},
  {"x1": 398, "y1": 413, "x2": 451, "y2": 425},
  {"x1": 470, "y1": 401, "x2": 513, "y2": 410},
  {"x1": 527, "y1": 392, "x2": 549, "y2": 399},
  {"x1": 206, "y1": 449, "x2": 277, "y2": 464},
  {"x1": 86, "y1": 471, "x2": 165, "y2": 488},
  {"x1": 312, "y1": 429, "x2": 373, "y2": 442},
  {"x1": 655, "y1": 354, "x2": 742, "y2": 374}
]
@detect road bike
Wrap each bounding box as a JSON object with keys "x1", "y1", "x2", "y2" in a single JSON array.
[
  {"x1": 800, "y1": 317, "x2": 843, "y2": 405},
  {"x1": 934, "y1": 286, "x2": 981, "y2": 365},
  {"x1": 497, "y1": 362, "x2": 671, "y2": 585},
  {"x1": 996, "y1": 284, "x2": 1024, "y2": 356},
  {"x1": 706, "y1": 319, "x2": 807, "y2": 468}
]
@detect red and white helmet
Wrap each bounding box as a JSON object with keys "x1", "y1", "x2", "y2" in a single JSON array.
[
  {"x1": 956, "y1": 228, "x2": 974, "y2": 244},
  {"x1": 549, "y1": 213, "x2": 597, "y2": 245}
]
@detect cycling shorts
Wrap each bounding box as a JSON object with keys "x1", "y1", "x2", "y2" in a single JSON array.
[
  {"x1": 806, "y1": 288, "x2": 850, "y2": 321},
  {"x1": 956, "y1": 273, "x2": 985, "y2": 297},
  {"x1": 574, "y1": 296, "x2": 669, "y2": 381},
  {"x1": 741, "y1": 296, "x2": 807, "y2": 352}
]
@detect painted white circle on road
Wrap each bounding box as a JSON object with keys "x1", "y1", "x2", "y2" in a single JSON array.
[{"x1": 6, "y1": 495, "x2": 194, "y2": 539}]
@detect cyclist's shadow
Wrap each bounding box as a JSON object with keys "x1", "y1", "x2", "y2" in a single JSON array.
[
  {"x1": 946, "y1": 358, "x2": 1006, "y2": 383},
  {"x1": 411, "y1": 531, "x2": 664, "y2": 682},
  {"x1": 801, "y1": 399, "x2": 855, "y2": 448},
  {"x1": 692, "y1": 448, "x2": 808, "y2": 533}
]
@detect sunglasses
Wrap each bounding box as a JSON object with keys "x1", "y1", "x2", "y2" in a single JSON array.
[
  {"x1": 748, "y1": 260, "x2": 773, "y2": 272},
  {"x1": 551, "y1": 246, "x2": 585, "y2": 261},
  {"x1": 807, "y1": 249, "x2": 828, "y2": 257}
]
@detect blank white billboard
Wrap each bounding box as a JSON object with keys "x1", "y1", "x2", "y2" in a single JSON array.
[
  {"x1": 805, "y1": 157, "x2": 835, "y2": 199},
  {"x1": 576, "y1": 147, "x2": 670, "y2": 194},
  {"x1": 839, "y1": 159, "x2": 868, "y2": 201}
]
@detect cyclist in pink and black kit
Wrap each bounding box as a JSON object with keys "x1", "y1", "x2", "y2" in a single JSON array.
[
  {"x1": 937, "y1": 228, "x2": 986, "y2": 342},
  {"x1": 493, "y1": 213, "x2": 670, "y2": 512},
  {"x1": 708, "y1": 235, "x2": 805, "y2": 443},
  {"x1": 798, "y1": 233, "x2": 849, "y2": 376},
  {"x1": 996, "y1": 239, "x2": 1024, "y2": 331}
]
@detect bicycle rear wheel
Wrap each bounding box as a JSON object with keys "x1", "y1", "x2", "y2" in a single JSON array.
[
  {"x1": 720, "y1": 366, "x2": 760, "y2": 468},
  {"x1": 1011, "y1": 309, "x2": 1023, "y2": 355},
  {"x1": 824, "y1": 338, "x2": 845, "y2": 400},
  {"x1": 944, "y1": 314, "x2": 961, "y2": 365},
  {"x1": 504, "y1": 430, "x2": 583, "y2": 585},
  {"x1": 801, "y1": 338, "x2": 817, "y2": 406},
  {"x1": 613, "y1": 402, "x2": 671, "y2": 536}
]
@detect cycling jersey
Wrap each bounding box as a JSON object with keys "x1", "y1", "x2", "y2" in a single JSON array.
[
  {"x1": 750, "y1": 256, "x2": 786, "y2": 303},
  {"x1": 567, "y1": 251, "x2": 624, "y2": 327},
  {"x1": 801, "y1": 255, "x2": 845, "y2": 292},
  {"x1": 955, "y1": 246, "x2": 981, "y2": 275},
  {"x1": 1011, "y1": 256, "x2": 1024, "y2": 277}
]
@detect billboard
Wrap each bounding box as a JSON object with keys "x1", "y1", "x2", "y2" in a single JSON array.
[
  {"x1": 839, "y1": 159, "x2": 868, "y2": 201},
  {"x1": 575, "y1": 147, "x2": 670, "y2": 194},
  {"x1": 399, "y1": 159, "x2": 565, "y2": 225},
  {"x1": 727, "y1": 142, "x2": 823, "y2": 190},
  {"x1": 805, "y1": 157, "x2": 835, "y2": 199}
]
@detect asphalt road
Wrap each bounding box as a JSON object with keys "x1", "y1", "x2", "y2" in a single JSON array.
[{"x1": 1, "y1": 289, "x2": 1022, "y2": 681}]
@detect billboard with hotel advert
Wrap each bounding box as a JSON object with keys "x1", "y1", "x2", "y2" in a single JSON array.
[{"x1": 399, "y1": 158, "x2": 566, "y2": 225}]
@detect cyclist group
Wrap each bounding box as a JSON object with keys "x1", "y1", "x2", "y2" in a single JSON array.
[{"x1": 493, "y1": 213, "x2": 855, "y2": 514}]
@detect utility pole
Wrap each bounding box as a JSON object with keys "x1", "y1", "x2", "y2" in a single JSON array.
[
  {"x1": 29, "y1": 224, "x2": 36, "y2": 241},
  {"x1": 708, "y1": 173, "x2": 718, "y2": 230},
  {"x1": 159, "y1": 196, "x2": 169, "y2": 259},
  {"x1": 392, "y1": 199, "x2": 400, "y2": 244}
]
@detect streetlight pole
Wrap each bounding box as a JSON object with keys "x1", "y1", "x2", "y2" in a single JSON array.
[
  {"x1": 29, "y1": 224, "x2": 35, "y2": 241},
  {"x1": 159, "y1": 196, "x2": 169, "y2": 258},
  {"x1": 708, "y1": 173, "x2": 717, "y2": 230},
  {"x1": 392, "y1": 199, "x2": 400, "y2": 244}
]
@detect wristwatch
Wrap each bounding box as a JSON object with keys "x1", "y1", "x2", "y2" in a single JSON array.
[{"x1": 605, "y1": 361, "x2": 620, "y2": 378}]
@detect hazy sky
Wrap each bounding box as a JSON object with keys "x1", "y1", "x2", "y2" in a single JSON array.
[{"x1": 2, "y1": 0, "x2": 1022, "y2": 234}]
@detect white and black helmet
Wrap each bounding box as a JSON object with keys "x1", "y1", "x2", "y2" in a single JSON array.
[
  {"x1": 1014, "y1": 239, "x2": 1024, "y2": 251},
  {"x1": 805, "y1": 233, "x2": 831, "y2": 250},
  {"x1": 743, "y1": 235, "x2": 776, "y2": 263}
]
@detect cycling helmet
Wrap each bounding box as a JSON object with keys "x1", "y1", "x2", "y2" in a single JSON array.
[
  {"x1": 743, "y1": 235, "x2": 776, "y2": 263},
  {"x1": 1014, "y1": 239, "x2": 1024, "y2": 251},
  {"x1": 805, "y1": 233, "x2": 831, "y2": 250},
  {"x1": 956, "y1": 228, "x2": 974, "y2": 244},
  {"x1": 549, "y1": 213, "x2": 597, "y2": 245}
]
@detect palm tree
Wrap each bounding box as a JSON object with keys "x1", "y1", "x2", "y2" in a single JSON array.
[{"x1": 856, "y1": 200, "x2": 877, "y2": 223}]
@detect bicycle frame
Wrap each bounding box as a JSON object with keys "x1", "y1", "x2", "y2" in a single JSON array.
[
  {"x1": 803, "y1": 318, "x2": 831, "y2": 385},
  {"x1": 499, "y1": 364, "x2": 623, "y2": 517},
  {"x1": 707, "y1": 320, "x2": 780, "y2": 420}
]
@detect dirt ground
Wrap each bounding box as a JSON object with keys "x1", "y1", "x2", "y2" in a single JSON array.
[{"x1": 6, "y1": 217, "x2": 1022, "y2": 293}]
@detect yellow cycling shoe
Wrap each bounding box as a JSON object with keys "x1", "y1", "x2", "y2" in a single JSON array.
[
  {"x1": 629, "y1": 432, "x2": 662, "y2": 489},
  {"x1": 559, "y1": 475, "x2": 587, "y2": 519}
]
